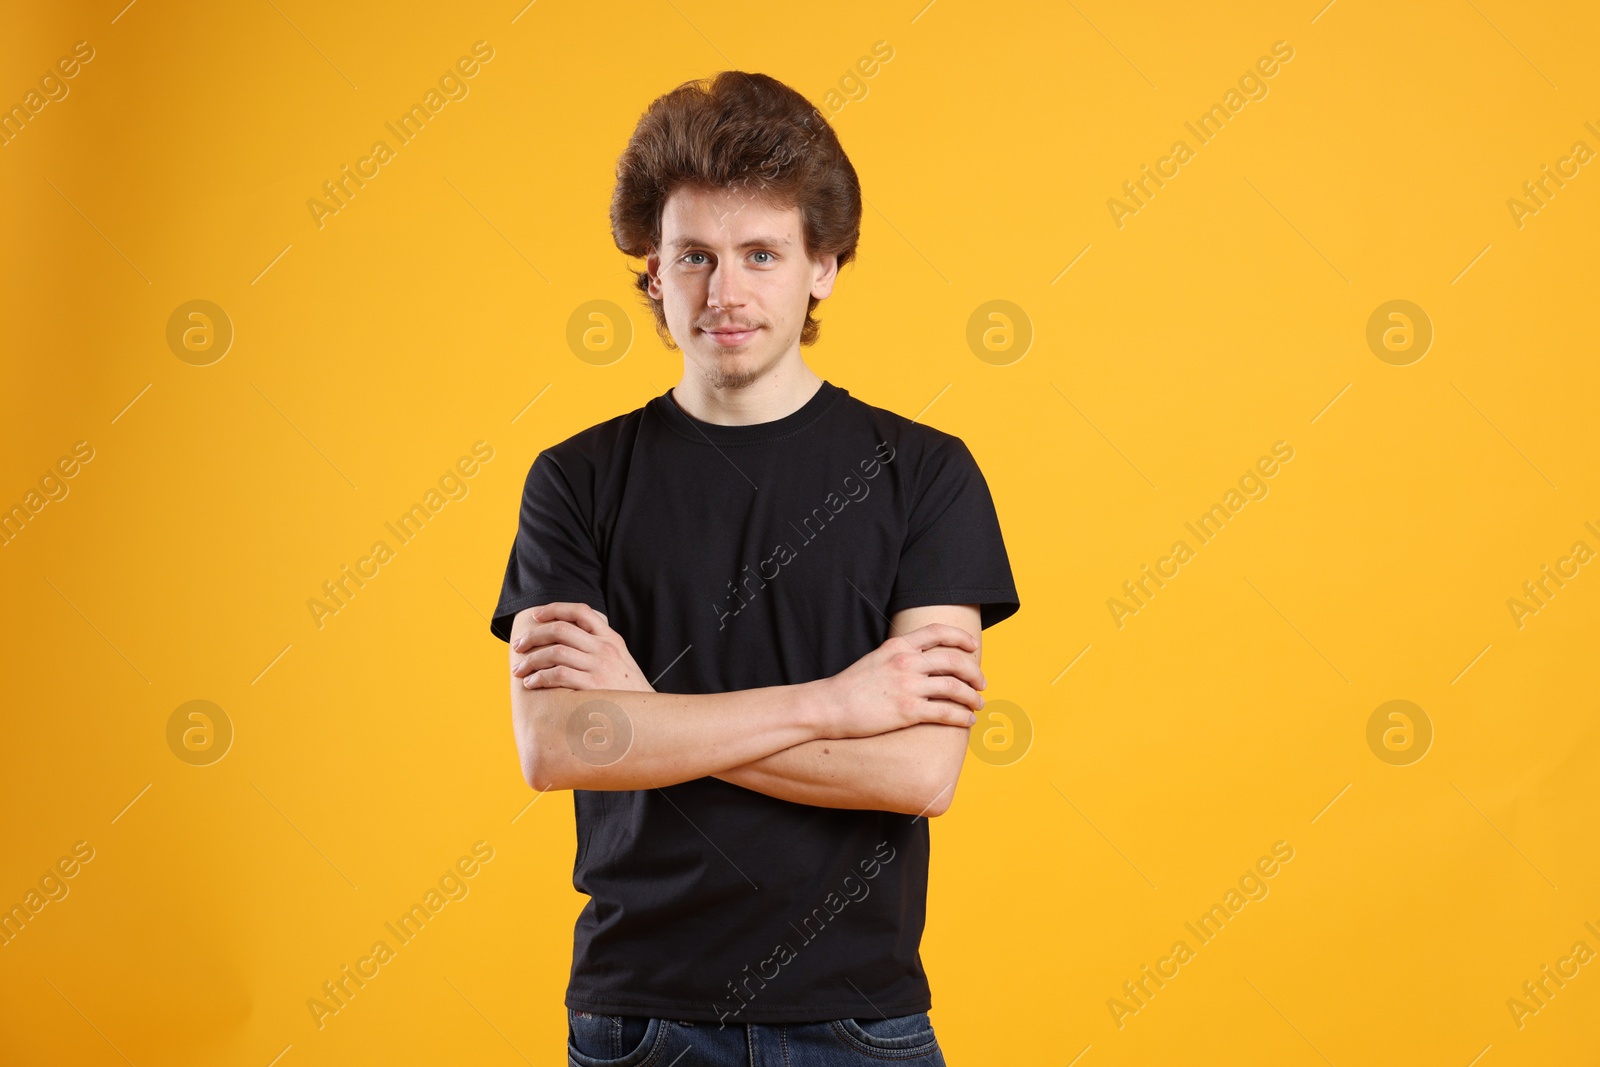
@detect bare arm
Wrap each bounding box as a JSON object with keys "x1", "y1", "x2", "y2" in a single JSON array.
[
  {"x1": 507, "y1": 603, "x2": 981, "y2": 794},
  {"x1": 709, "y1": 723, "x2": 968, "y2": 816},
  {"x1": 710, "y1": 605, "x2": 983, "y2": 816},
  {"x1": 511, "y1": 671, "x2": 824, "y2": 793}
]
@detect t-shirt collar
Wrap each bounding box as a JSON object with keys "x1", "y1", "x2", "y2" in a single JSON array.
[{"x1": 656, "y1": 379, "x2": 841, "y2": 445}]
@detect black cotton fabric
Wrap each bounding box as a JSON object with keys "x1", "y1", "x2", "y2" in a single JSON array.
[{"x1": 489, "y1": 379, "x2": 1020, "y2": 1023}]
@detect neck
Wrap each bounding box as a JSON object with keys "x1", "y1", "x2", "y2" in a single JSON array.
[{"x1": 672, "y1": 357, "x2": 823, "y2": 426}]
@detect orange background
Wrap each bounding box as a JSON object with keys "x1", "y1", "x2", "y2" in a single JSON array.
[{"x1": 2, "y1": 1, "x2": 1598, "y2": 1064}]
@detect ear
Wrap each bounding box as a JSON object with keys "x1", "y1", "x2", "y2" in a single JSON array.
[
  {"x1": 646, "y1": 250, "x2": 663, "y2": 300},
  {"x1": 810, "y1": 251, "x2": 839, "y2": 300}
]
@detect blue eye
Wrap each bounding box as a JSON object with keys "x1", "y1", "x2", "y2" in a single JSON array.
[
  {"x1": 751, "y1": 251, "x2": 774, "y2": 264},
  {"x1": 684, "y1": 252, "x2": 709, "y2": 265}
]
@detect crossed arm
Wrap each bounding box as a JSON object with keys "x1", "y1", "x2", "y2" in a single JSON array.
[
  {"x1": 707, "y1": 604, "x2": 981, "y2": 815},
  {"x1": 506, "y1": 602, "x2": 983, "y2": 817}
]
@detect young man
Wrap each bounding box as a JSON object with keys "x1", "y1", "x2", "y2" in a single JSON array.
[{"x1": 489, "y1": 71, "x2": 1020, "y2": 1066}]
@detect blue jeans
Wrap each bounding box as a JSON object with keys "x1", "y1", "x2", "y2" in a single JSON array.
[{"x1": 567, "y1": 1007, "x2": 948, "y2": 1066}]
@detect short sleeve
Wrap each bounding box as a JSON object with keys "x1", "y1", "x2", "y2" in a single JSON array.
[
  {"x1": 885, "y1": 435, "x2": 1020, "y2": 630},
  {"x1": 489, "y1": 450, "x2": 608, "y2": 643}
]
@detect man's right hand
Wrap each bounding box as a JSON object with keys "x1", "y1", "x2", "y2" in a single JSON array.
[{"x1": 816, "y1": 623, "x2": 985, "y2": 739}]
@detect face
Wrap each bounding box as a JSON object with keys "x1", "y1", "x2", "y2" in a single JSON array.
[{"x1": 647, "y1": 184, "x2": 838, "y2": 390}]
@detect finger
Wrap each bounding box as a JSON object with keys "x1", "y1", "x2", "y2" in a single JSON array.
[
  {"x1": 513, "y1": 644, "x2": 594, "y2": 679},
  {"x1": 513, "y1": 644, "x2": 592, "y2": 678},
  {"x1": 913, "y1": 673, "x2": 983, "y2": 712},
  {"x1": 913, "y1": 647, "x2": 986, "y2": 690},
  {"x1": 921, "y1": 696, "x2": 981, "y2": 727},
  {"x1": 513, "y1": 618, "x2": 607, "y2": 655},
  {"x1": 900, "y1": 623, "x2": 977, "y2": 653},
  {"x1": 528, "y1": 602, "x2": 610, "y2": 638},
  {"x1": 523, "y1": 663, "x2": 599, "y2": 690}
]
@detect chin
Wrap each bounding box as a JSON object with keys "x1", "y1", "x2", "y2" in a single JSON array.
[{"x1": 700, "y1": 347, "x2": 778, "y2": 389}]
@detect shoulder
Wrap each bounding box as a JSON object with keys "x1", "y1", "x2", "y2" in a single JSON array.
[
  {"x1": 834, "y1": 388, "x2": 979, "y2": 476},
  {"x1": 523, "y1": 396, "x2": 652, "y2": 487},
  {"x1": 544, "y1": 400, "x2": 648, "y2": 461}
]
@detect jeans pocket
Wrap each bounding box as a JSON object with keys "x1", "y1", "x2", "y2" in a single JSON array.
[
  {"x1": 567, "y1": 1009, "x2": 665, "y2": 1067},
  {"x1": 831, "y1": 1011, "x2": 941, "y2": 1057}
]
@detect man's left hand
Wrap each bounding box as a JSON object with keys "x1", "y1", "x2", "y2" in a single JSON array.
[{"x1": 510, "y1": 602, "x2": 655, "y2": 693}]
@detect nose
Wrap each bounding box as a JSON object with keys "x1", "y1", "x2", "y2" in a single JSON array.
[{"x1": 706, "y1": 259, "x2": 749, "y2": 312}]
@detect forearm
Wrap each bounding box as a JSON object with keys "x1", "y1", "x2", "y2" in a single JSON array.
[
  {"x1": 713, "y1": 723, "x2": 966, "y2": 816},
  {"x1": 513, "y1": 678, "x2": 827, "y2": 792}
]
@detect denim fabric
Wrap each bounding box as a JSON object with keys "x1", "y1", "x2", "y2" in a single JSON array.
[{"x1": 567, "y1": 1007, "x2": 947, "y2": 1066}]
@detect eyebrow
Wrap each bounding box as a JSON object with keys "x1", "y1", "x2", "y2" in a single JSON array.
[{"x1": 666, "y1": 234, "x2": 793, "y2": 252}]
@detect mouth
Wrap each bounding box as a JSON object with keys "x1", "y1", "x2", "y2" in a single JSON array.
[{"x1": 701, "y1": 325, "x2": 760, "y2": 348}]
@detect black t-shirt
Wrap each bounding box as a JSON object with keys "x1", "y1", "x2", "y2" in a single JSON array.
[{"x1": 489, "y1": 379, "x2": 1020, "y2": 1023}]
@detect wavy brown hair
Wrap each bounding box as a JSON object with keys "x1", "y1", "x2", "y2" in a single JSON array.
[{"x1": 610, "y1": 71, "x2": 861, "y2": 349}]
